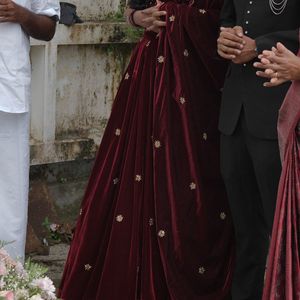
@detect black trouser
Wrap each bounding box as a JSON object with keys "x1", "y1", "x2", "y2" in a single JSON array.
[{"x1": 220, "y1": 113, "x2": 281, "y2": 300}]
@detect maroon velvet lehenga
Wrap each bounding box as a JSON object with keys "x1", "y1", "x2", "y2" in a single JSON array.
[
  {"x1": 59, "y1": 0, "x2": 234, "y2": 299},
  {"x1": 263, "y1": 50, "x2": 300, "y2": 300}
]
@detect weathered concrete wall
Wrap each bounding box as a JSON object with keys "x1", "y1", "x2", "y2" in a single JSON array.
[
  {"x1": 30, "y1": 22, "x2": 138, "y2": 165},
  {"x1": 27, "y1": 0, "x2": 142, "y2": 255},
  {"x1": 70, "y1": 0, "x2": 126, "y2": 21},
  {"x1": 55, "y1": 44, "x2": 132, "y2": 145}
]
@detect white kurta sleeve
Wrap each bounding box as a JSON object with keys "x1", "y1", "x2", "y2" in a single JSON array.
[{"x1": 31, "y1": 0, "x2": 60, "y2": 19}]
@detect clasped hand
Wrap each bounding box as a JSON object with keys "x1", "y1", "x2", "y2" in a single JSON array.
[
  {"x1": 217, "y1": 26, "x2": 257, "y2": 64},
  {"x1": 0, "y1": 0, "x2": 26, "y2": 23},
  {"x1": 254, "y1": 42, "x2": 300, "y2": 87}
]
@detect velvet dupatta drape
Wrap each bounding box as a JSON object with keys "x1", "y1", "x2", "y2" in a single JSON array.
[
  {"x1": 59, "y1": 0, "x2": 234, "y2": 299},
  {"x1": 263, "y1": 49, "x2": 300, "y2": 299}
]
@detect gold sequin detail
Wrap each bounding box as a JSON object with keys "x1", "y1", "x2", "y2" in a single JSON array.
[
  {"x1": 183, "y1": 49, "x2": 189, "y2": 57},
  {"x1": 154, "y1": 140, "x2": 161, "y2": 148},
  {"x1": 113, "y1": 178, "x2": 119, "y2": 185},
  {"x1": 116, "y1": 215, "x2": 124, "y2": 222},
  {"x1": 180, "y1": 97, "x2": 186, "y2": 104},
  {"x1": 115, "y1": 128, "x2": 121, "y2": 136},
  {"x1": 125, "y1": 73, "x2": 130, "y2": 80},
  {"x1": 158, "y1": 56, "x2": 165, "y2": 63},
  {"x1": 146, "y1": 41, "x2": 151, "y2": 47},
  {"x1": 220, "y1": 212, "x2": 227, "y2": 220},
  {"x1": 169, "y1": 15, "x2": 175, "y2": 22},
  {"x1": 135, "y1": 175, "x2": 142, "y2": 182},
  {"x1": 203, "y1": 133, "x2": 208, "y2": 141},
  {"x1": 79, "y1": 209, "x2": 83, "y2": 215},
  {"x1": 190, "y1": 182, "x2": 196, "y2": 190},
  {"x1": 85, "y1": 264, "x2": 92, "y2": 271},
  {"x1": 198, "y1": 267, "x2": 206, "y2": 274},
  {"x1": 199, "y1": 9, "x2": 207, "y2": 14},
  {"x1": 149, "y1": 218, "x2": 154, "y2": 226},
  {"x1": 158, "y1": 230, "x2": 166, "y2": 238}
]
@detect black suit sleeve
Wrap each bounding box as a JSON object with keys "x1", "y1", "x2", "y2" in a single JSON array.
[
  {"x1": 220, "y1": 0, "x2": 236, "y2": 27},
  {"x1": 128, "y1": 0, "x2": 151, "y2": 10},
  {"x1": 256, "y1": 29, "x2": 300, "y2": 54}
]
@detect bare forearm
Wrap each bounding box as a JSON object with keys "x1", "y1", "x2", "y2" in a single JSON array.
[{"x1": 18, "y1": 6, "x2": 56, "y2": 41}]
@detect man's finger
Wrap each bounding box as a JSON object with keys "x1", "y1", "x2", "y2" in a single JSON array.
[
  {"x1": 217, "y1": 49, "x2": 236, "y2": 60},
  {"x1": 220, "y1": 27, "x2": 235, "y2": 33},
  {"x1": 217, "y1": 37, "x2": 244, "y2": 49},
  {"x1": 233, "y1": 26, "x2": 244, "y2": 37},
  {"x1": 0, "y1": 4, "x2": 10, "y2": 11},
  {"x1": 220, "y1": 31, "x2": 245, "y2": 44},
  {"x1": 218, "y1": 43, "x2": 241, "y2": 55}
]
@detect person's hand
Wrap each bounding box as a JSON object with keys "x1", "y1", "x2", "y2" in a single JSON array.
[
  {"x1": 0, "y1": 0, "x2": 28, "y2": 24},
  {"x1": 232, "y1": 35, "x2": 257, "y2": 64},
  {"x1": 254, "y1": 43, "x2": 300, "y2": 87},
  {"x1": 217, "y1": 26, "x2": 245, "y2": 60},
  {"x1": 141, "y1": 4, "x2": 166, "y2": 33}
]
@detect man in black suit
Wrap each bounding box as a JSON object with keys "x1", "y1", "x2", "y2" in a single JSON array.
[{"x1": 217, "y1": 1, "x2": 300, "y2": 299}]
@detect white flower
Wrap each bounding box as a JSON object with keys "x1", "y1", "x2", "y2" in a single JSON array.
[
  {"x1": 15, "y1": 262, "x2": 24, "y2": 275},
  {"x1": 0, "y1": 278, "x2": 5, "y2": 289},
  {"x1": 0, "y1": 261, "x2": 7, "y2": 276},
  {"x1": 29, "y1": 295, "x2": 43, "y2": 300},
  {"x1": 0, "y1": 248, "x2": 9, "y2": 258},
  {"x1": 49, "y1": 224, "x2": 59, "y2": 232},
  {"x1": 15, "y1": 289, "x2": 29, "y2": 300},
  {"x1": 31, "y1": 277, "x2": 56, "y2": 300}
]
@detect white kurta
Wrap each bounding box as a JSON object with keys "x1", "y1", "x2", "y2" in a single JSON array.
[
  {"x1": 0, "y1": 0, "x2": 60, "y2": 260},
  {"x1": 0, "y1": 112, "x2": 30, "y2": 259}
]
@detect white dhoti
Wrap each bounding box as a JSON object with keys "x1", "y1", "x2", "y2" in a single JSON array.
[{"x1": 0, "y1": 111, "x2": 29, "y2": 260}]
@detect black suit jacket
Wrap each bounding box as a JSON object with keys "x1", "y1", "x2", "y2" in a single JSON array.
[{"x1": 219, "y1": 0, "x2": 300, "y2": 139}]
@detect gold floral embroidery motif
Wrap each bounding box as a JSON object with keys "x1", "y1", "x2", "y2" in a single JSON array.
[
  {"x1": 203, "y1": 133, "x2": 208, "y2": 141},
  {"x1": 85, "y1": 264, "x2": 92, "y2": 271},
  {"x1": 190, "y1": 182, "x2": 196, "y2": 190},
  {"x1": 199, "y1": 9, "x2": 207, "y2": 14},
  {"x1": 135, "y1": 175, "x2": 142, "y2": 182},
  {"x1": 125, "y1": 73, "x2": 130, "y2": 80},
  {"x1": 158, "y1": 56, "x2": 165, "y2": 63},
  {"x1": 180, "y1": 97, "x2": 186, "y2": 104},
  {"x1": 154, "y1": 140, "x2": 161, "y2": 148},
  {"x1": 198, "y1": 267, "x2": 206, "y2": 274},
  {"x1": 220, "y1": 212, "x2": 226, "y2": 220},
  {"x1": 149, "y1": 218, "x2": 154, "y2": 226},
  {"x1": 169, "y1": 15, "x2": 175, "y2": 22},
  {"x1": 158, "y1": 230, "x2": 166, "y2": 238},
  {"x1": 146, "y1": 41, "x2": 151, "y2": 47},
  {"x1": 113, "y1": 178, "x2": 119, "y2": 185},
  {"x1": 116, "y1": 215, "x2": 124, "y2": 223},
  {"x1": 183, "y1": 49, "x2": 189, "y2": 57},
  {"x1": 79, "y1": 209, "x2": 83, "y2": 215},
  {"x1": 115, "y1": 128, "x2": 121, "y2": 136}
]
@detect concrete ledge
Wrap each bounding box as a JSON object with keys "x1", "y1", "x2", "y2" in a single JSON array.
[
  {"x1": 31, "y1": 22, "x2": 142, "y2": 46},
  {"x1": 30, "y1": 138, "x2": 98, "y2": 165}
]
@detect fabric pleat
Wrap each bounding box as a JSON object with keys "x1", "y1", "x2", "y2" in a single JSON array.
[{"x1": 59, "y1": 0, "x2": 234, "y2": 299}]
